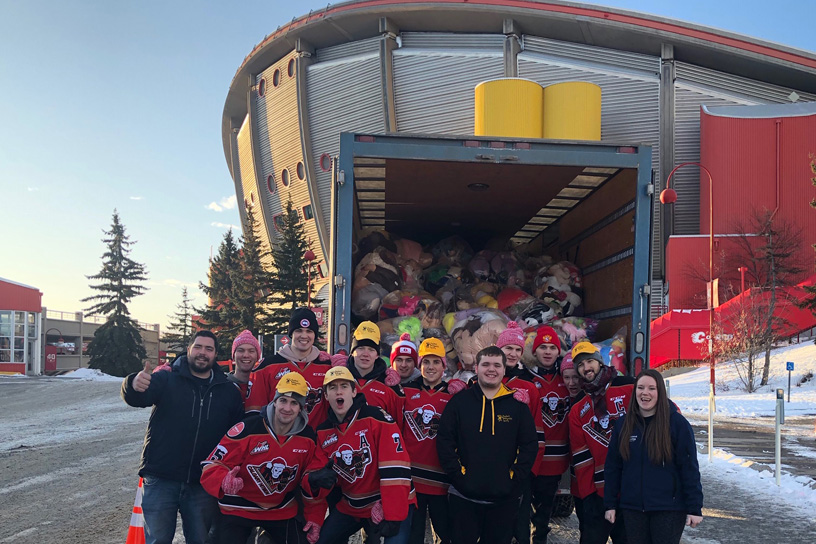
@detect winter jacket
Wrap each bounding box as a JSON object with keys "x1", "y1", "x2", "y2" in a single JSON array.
[
  {"x1": 603, "y1": 405, "x2": 703, "y2": 516},
  {"x1": 303, "y1": 394, "x2": 416, "y2": 522},
  {"x1": 436, "y1": 382, "x2": 538, "y2": 503},
  {"x1": 200, "y1": 402, "x2": 324, "y2": 524},
  {"x1": 528, "y1": 366, "x2": 571, "y2": 475},
  {"x1": 346, "y1": 356, "x2": 406, "y2": 427},
  {"x1": 568, "y1": 375, "x2": 634, "y2": 498},
  {"x1": 122, "y1": 356, "x2": 244, "y2": 483}
]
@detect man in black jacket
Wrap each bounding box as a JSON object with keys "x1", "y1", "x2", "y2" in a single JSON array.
[
  {"x1": 436, "y1": 346, "x2": 538, "y2": 544},
  {"x1": 122, "y1": 330, "x2": 244, "y2": 544}
]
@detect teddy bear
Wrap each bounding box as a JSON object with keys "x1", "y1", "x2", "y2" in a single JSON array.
[
  {"x1": 444, "y1": 308, "x2": 509, "y2": 369},
  {"x1": 394, "y1": 237, "x2": 433, "y2": 269},
  {"x1": 431, "y1": 236, "x2": 473, "y2": 267},
  {"x1": 351, "y1": 247, "x2": 402, "y2": 319}
]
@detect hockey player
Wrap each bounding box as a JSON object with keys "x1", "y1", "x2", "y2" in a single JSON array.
[
  {"x1": 247, "y1": 308, "x2": 332, "y2": 427},
  {"x1": 303, "y1": 366, "x2": 415, "y2": 543},
  {"x1": 526, "y1": 326, "x2": 571, "y2": 544},
  {"x1": 401, "y1": 337, "x2": 466, "y2": 544},
  {"x1": 227, "y1": 330, "x2": 262, "y2": 411},
  {"x1": 568, "y1": 341, "x2": 634, "y2": 544},
  {"x1": 496, "y1": 321, "x2": 547, "y2": 544},
  {"x1": 390, "y1": 333, "x2": 421, "y2": 385},
  {"x1": 436, "y1": 346, "x2": 538, "y2": 544},
  {"x1": 342, "y1": 321, "x2": 405, "y2": 426},
  {"x1": 201, "y1": 372, "x2": 324, "y2": 543}
]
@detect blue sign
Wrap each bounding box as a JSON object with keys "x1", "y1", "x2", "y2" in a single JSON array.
[{"x1": 786, "y1": 362, "x2": 795, "y2": 372}]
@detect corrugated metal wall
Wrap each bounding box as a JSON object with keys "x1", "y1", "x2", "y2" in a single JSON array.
[
  {"x1": 392, "y1": 33, "x2": 505, "y2": 134},
  {"x1": 255, "y1": 50, "x2": 324, "y2": 269},
  {"x1": 673, "y1": 62, "x2": 816, "y2": 235},
  {"x1": 307, "y1": 42, "x2": 385, "y2": 244},
  {"x1": 236, "y1": 115, "x2": 274, "y2": 265}
]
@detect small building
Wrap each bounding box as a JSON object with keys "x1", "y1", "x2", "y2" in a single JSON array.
[{"x1": 0, "y1": 278, "x2": 43, "y2": 375}]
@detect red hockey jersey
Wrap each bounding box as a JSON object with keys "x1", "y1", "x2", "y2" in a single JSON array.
[
  {"x1": 401, "y1": 379, "x2": 453, "y2": 496},
  {"x1": 304, "y1": 394, "x2": 416, "y2": 522},
  {"x1": 528, "y1": 369, "x2": 571, "y2": 476},
  {"x1": 346, "y1": 357, "x2": 406, "y2": 428},
  {"x1": 503, "y1": 367, "x2": 547, "y2": 471},
  {"x1": 200, "y1": 410, "x2": 324, "y2": 524},
  {"x1": 568, "y1": 379, "x2": 633, "y2": 499}
]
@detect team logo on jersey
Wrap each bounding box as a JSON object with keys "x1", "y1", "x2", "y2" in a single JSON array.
[
  {"x1": 541, "y1": 393, "x2": 568, "y2": 427},
  {"x1": 227, "y1": 422, "x2": 245, "y2": 438},
  {"x1": 332, "y1": 436, "x2": 373, "y2": 483},
  {"x1": 250, "y1": 440, "x2": 270, "y2": 455},
  {"x1": 246, "y1": 457, "x2": 299, "y2": 496},
  {"x1": 582, "y1": 411, "x2": 621, "y2": 447},
  {"x1": 405, "y1": 404, "x2": 441, "y2": 441},
  {"x1": 305, "y1": 383, "x2": 322, "y2": 414},
  {"x1": 275, "y1": 368, "x2": 292, "y2": 380},
  {"x1": 245, "y1": 380, "x2": 253, "y2": 399}
]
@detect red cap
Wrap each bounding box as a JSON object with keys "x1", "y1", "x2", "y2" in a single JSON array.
[
  {"x1": 533, "y1": 326, "x2": 561, "y2": 352},
  {"x1": 390, "y1": 333, "x2": 419, "y2": 367}
]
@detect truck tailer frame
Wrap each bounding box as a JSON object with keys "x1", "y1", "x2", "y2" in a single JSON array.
[{"x1": 328, "y1": 132, "x2": 653, "y2": 373}]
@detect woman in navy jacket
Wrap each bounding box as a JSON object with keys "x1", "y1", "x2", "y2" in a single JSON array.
[{"x1": 603, "y1": 369, "x2": 703, "y2": 544}]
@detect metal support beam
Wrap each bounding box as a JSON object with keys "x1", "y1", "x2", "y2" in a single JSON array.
[
  {"x1": 504, "y1": 18, "x2": 521, "y2": 77},
  {"x1": 379, "y1": 17, "x2": 399, "y2": 133},
  {"x1": 659, "y1": 43, "x2": 676, "y2": 281}
]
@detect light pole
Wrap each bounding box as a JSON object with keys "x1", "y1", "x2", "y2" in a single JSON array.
[
  {"x1": 303, "y1": 249, "x2": 316, "y2": 307},
  {"x1": 738, "y1": 266, "x2": 747, "y2": 295},
  {"x1": 661, "y1": 161, "x2": 716, "y2": 462}
]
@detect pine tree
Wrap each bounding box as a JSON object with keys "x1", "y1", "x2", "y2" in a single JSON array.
[
  {"x1": 197, "y1": 229, "x2": 243, "y2": 359},
  {"x1": 267, "y1": 199, "x2": 317, "y2": 335},
  {"x1": 162, "y1": 286, "x2": 194, "y2": 354},
  {"x1": 82, "y1": 210, "x2": 149, "y2": 377},
  {"x1": 236, "y1": 205, "x2": 275, "y2": 334}
]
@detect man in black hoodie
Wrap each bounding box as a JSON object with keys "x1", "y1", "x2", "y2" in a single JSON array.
[
  {"x1": 436, "y1": 346, "x2": 538, "y2": 544},
  {"x1": 122, "y1": 330, "x2": 244, "y2": 544}
]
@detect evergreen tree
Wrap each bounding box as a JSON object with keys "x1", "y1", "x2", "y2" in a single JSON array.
[
  {"x1": 267, "y1": 199, "x2": 317, "y2": 335},
  {"x1": 236, "y1": 205, "x2": 275, "y2": 334},
  {"x1": 197, "y1": 229, "x2": 243, "y2": 359},
  {"x1": 162, "y1": 286, "x2": 194, "y2": 354},
  {"x1": 82, "y1": 210, "x2": 149, "y2": 377}
]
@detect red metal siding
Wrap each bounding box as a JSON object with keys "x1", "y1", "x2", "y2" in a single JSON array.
[
  {"x1": 0, "y1": 362, "x2": 26, "y2": 374},
  {"x1": 0, "y1": 280, "x2": 43, "y2": 312}
]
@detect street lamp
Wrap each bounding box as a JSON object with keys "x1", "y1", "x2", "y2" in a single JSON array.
[
  {"x1": 738, "y1": 266, "x2": 748, "y2": 295},
  {"x1": 304, "y1": 249, "x2": 316, "y2": 307},
  {"x1": 661, "y1": 161, "x2": 716, "y2": 462}
]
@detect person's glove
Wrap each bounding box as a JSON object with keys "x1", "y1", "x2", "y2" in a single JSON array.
[
  {"x1": 447, "y1": 378, "x2": 467, "y2": 394},
  {"x1": 303, "y1": 521, "x2": 321, "y2": 544},
  {"x1": 371, "y1": 500, "x2": 384, "y2": 524},
  {"x1": 375, "y1": 520, "x2": 402, "y2": 538},
  {"x1": 318, "y1": 351, "x2": 332, "y2": 363},
  {"x1": 330, "y1": 354, "x2": 348, "y2": 367},
  {"x1": 513, "y1": 388, "x2": 530, "y2": 405},
  {"x1": 153, "y1": 363, "x2": 172, "y2": 373},
  {"x1": 221, "y1": 466, "x2": 244, "y2": 495},
  {"x1": 385, "y1": 368, "x2": 400, "y2": 387},
  {"x1": 306, "y1": 461, "x2": 337, "y2": 490}
]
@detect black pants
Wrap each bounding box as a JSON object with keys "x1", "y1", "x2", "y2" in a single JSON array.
[
  {"x1": 513, "y1": 477, "x2": 532, "y2": 544},
  {"x1": 449, "y1": 494, "x2": 518, "y2": 544},
  {"x1": 217, "y1": 514, "x2": 306, "y2": 544},
  {"x1": 621, "y1": 510, "x2": 687, "y2": 544},
  {"x1": 578, "y1": 493, "x2": 627, "y2": 544},
  {"x1": 530, "y1": 474, "x2": 561, "y2": 544},
  {"x1": 410, "y1": 493, "x2": 450, "y2": 544}
]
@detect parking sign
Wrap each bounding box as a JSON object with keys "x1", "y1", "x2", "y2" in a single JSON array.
[{"x1": 786, "y1": 362, "x2": 794, "y2": 372}]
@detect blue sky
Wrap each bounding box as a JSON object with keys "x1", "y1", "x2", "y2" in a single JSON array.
[{"x1": 2, "y1": 0, "x2": 813, "y2": 329}]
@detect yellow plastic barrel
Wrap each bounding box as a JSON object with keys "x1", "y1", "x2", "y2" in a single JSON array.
[
  {"x1": 474, "y1": 79, "x2": 544, "y2": 138},
  {"x1": 542, "y1": 82, "x2": 601, "y2": 141}
]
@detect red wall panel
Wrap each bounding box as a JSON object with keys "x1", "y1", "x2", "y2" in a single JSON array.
[{"x1": 0, "y1": 280, "x2": 42, "y2": 312}]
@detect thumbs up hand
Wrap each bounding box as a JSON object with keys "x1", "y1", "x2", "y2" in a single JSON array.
[{"x1": 133, "y1": 361, "x2": 153, "y2": 392}]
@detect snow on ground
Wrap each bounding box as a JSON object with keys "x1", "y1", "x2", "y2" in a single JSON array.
[
  {"x1": 55, "y1": 367, "x2": 123, "y2": 382},
  {"x1": 702, "y1": 448, "x2": 816, "y2": 521},
  {"x1": 666, "y1": 341, "x2": 816, "y2": 418}
]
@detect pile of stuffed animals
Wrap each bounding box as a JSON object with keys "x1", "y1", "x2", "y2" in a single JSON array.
[{"x1": 351, "y1": 231, "x2": 624, "y2": 377}]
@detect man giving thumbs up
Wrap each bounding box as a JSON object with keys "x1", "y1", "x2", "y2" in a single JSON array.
[{"x1": 122, "y1": 330, "x2": 244, "y2": 544}]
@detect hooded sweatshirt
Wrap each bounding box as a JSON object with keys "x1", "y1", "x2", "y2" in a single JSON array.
[
  {"x1": 200, "y1": 402, "x2": 323, "y2": 523},
  {"x1": 436, "y1": 382, "x2": 538, "y2": 503},
  {"x1": 346, "y1": 355, "x2": 406, "y2": 427},
  {"x1": 399, "y1": 367, "x2": 422, "y2": 385}
]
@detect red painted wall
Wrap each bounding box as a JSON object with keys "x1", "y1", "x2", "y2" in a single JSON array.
[{"x1": 0, "y1": 279, "x2": 42, "y2": 312}]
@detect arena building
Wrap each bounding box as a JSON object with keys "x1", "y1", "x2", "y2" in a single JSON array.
[{"x1": 221, "y1": 0, "x2": 816, "y2": 318}]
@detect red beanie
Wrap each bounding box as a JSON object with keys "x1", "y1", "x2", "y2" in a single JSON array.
[
  {"x1": 390, "y1": 333, "x2": 419, "y2": 367},
  {"x1": 560, "y1": 352, "x2": 574, "y2": 374},
  {"x1": 496, "y1": 321, "x2": 525, "y2": 349},
  {"x1": 232, "y1": 330, "x2": 262, "y2": 360},
  {"x1": 533, "y1": 326, "x2": 561, "y2": 352}
]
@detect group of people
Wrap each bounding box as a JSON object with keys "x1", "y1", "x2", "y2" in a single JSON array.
[{"x1": 122, "y1": 308, "x2": 703, "y2": 544}]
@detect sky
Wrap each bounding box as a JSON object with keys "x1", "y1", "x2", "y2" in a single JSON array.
[{"x1": 2, "y1": 0, "x2": 814, "y2": 330}]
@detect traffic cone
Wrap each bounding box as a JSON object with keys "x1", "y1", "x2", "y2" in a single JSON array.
[{"x1": 125, "y1": 477, "x2": 146, "y2": 544}]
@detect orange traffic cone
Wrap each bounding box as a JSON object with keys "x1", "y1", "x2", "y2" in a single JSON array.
[{"x1": 125, "y1": 477, "x2": 146, "y2": 544}]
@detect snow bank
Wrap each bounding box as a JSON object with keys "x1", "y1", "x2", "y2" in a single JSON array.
[
  {"x1": 56, "y1": 368, "x2": 123, "y2": 382},
  {"x1": 666, "y1": 342, "x2": 816, "y2": 418}
]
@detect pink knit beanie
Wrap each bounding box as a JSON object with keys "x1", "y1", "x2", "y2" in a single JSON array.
[
  {"x1": 496, "y1": 321, "x2": 525, "y2": 349},
  {"x1": 232, "y1": 330, "x2": 262, "y2": 360}
]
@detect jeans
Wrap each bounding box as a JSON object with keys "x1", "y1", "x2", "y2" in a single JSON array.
[
  {"x1": 578, "y1": 493, "x2": 627, "y2": 544},
  {"x1": 620, "y1": 509, "x2": 687, "y2": 544},
  {"x1": 530, "y1": 474, "x2": 561, "y2": 544},
  {"x1": 141, "y1": 475, "x2": 218, "y2": 544},
  {"x1": 316, "y1": 506, "x2": 413, "y2": 544},
  {"x1": 410, "y1": 494, "x2": 450, "y2": 544}
]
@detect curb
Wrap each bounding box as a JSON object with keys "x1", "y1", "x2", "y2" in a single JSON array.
[{"x1": 696, "y1": 442, "x2": 816, "y2": 491}]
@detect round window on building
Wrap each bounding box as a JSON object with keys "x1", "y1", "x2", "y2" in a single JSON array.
[
  {"x1": 258, "y1": 78, "x2": 266, "y2": 97},
  {"x1": 272, "y1": 69, "x2": 281, "y2": 87},
  {"x1": 319, "y1": 153, "x2": 331, "y2": 172},
  {"x1": 281, "y1": 168, "x2": 290, "y2": 187},
  {"x1": 267, "y1": 174, "x2": 276, "y2": 193},
  {"x1": 288, "y1": 58, "x2": 295, "y2": 77},
  {"x1": 297, "y1": 162, "x2": 305, "y2": 180}
]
